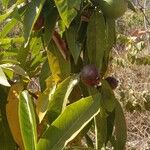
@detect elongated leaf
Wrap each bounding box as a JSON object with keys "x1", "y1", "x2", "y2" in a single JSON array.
[
  {"x1": 66, "y1": 25, "x2": 81, "y2": 64},
  {"x1": 106, "y1": 110, "x2": 115, "y2": 143},
  {"x1": 0, "y1": 18, "x2": 18, "y2": 38},
  {"x1": 115, "y1": 100, "x2": 127, "y2": 150},
  {"x1": 44, "y1": 6, "x2": 58, "y2": 46},
  {"x1": 6, "y1": 83, "x2": 24, "y2": 149},
  {"x1": 101, "y1": 18, "x2": 116, "y2": 76},
  {"x1": 0, "y1": 66, "x2": 10, "y2": 87},
  {"x1": 23, "y1": 0, "x2": 46, "y2": 45},
  {"x1": 0, "y1": 86, "x2": 16, "y2": 149},
  {"x1": 36, "y1": 76, "x2": 56, "y2": 123},
  {"x1": 101, "y1": 80, "x2": 116, "y2": 112},
  {"x1": 47, "y1": 41, "x2": 71, "y2": 83},
  {"x1": 47, "y1": 75, "x2": 79, "y2": 123},
  {"x1": 19, "y1": 90, "x2": 37, "y2": 150},
  {"x1": 54, "y1": 0, "x2": 81, "y2": 27},
  {"x1": 95, "y1": 107, "x2": 107, "y2": 149},
  {"x1": 0, "y1": 63, "x2": 29, "y2": 79},
  {"x1": 87, "y1": 11, "x2": 106, "y2": 70},
  {"x1": 38, "y1": 94, "x2": 101, "y2": 150}
]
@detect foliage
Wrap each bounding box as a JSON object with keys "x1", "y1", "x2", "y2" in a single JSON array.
[{"x1": 0, "y1": 0, "x2": 137, "y2": 149}]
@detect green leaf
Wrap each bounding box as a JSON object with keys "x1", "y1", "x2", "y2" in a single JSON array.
[
  {"x1": 19, "y1": 90, "x2": 37, "y2": 150},
  {"x1": 115, "y1": 100, "x2": 127, "y2": 150},
  {"x1": 37, "y1": 94, "x2": 101, "y2": 150},
  {"x1": 87, "y1": 11, "x2": 106, "y2": 70},
  {"x1": 101, "y1": 18, "x2": 116, "y2": 76},
  {"x1": 101, "y1": 80, "x2": 116, "y2": 112},
  {"x1": 23, "y1": 0, "x2": 46, "y2": 45},
  {"x1": 47, "y1": 75, "x2": 79, "y2": 123},
  {"x1": 0, "y1": 18, "x2": 18, "y2": 38},
  {"x1": 44, "y1": 7, "x2": 58, "y2": 46},
  {"x1": 94, "y1": 104, "x2": 107, "y2": 149},
  {"x1": 36, "y1": 76, "x2": 56, "y2": 123},
  {"x1": 39, "y1": 59, "x2": 51, "y2": 91},
  {"x1": 0, "y1": 66, "x2": 10, "y2": 87},
  {"x1": 66, "y1": 25, "x2": 81, "y2": 64},
  {"x1": 106, "y1": 110, "x2": 115, "y2": 141},
  {"x1": 0, "y1": 63, "x2": 29, "y2": 79},
  {"x1": 54, "y1": 0, "x2": 81, "y2": 27}
]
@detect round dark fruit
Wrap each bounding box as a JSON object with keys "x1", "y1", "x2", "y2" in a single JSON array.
[
  {"x1": 33, "y1": 14, "x2": 44, "y2": 31},
  {"x1": 105, "y1": 76, "x2": 118, "y2": 90},
  {"x1": 80, "y1": 64, "x2": 100, "y2": 86}
]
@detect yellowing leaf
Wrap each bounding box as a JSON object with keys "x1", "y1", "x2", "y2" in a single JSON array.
[{"x1": 6, "y1": 83, "x2": 24, "y2": 149}]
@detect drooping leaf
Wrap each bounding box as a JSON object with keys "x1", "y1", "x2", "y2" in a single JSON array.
[
  {"x1": 66, "y1": 25, "x2": 81, "y2": 64},
  {"x1": 37, "y1": 94, "x2": 101, "y2": 150},
  {"x1": 101, "y1": 80, "x2": 116, "y2": 112},
  {"x1": 23, "y1": 0, "x2": 46, "y2": 45},
  {"x1": 6, "y1": 83, "x2": 24, "y2": 149},
  {"x1": 115, "y1": 100, "x2": 127, "y2": 150},
  {"x1": 47, "y1": 75, "x2": 79, "y2": 123},
  {"x1": 87, "y1": 11, "x2": 106, "y2": 70},
  {"x1": 19, "y1": 90, "x2": 37, "y2": 150},
  {"x1": 0, "y1": 66, "x2": 10, "y2": 87},
  {"x1": 54, "y1": 0, "x2": 81, "y2": 27}
]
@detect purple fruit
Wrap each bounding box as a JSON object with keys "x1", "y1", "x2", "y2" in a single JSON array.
[
  {"x1": 105, "y1": 76, "x2": 118, "y2": 89},
  {"x1": 80, "y1": 64, "x2": 100, "y2": 86}
]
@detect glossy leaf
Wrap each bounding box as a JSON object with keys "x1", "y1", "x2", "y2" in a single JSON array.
[
  {"x1": 0, "y1": 66, "x2": 10, "y2": 87},
  {"x1": 115, "y1": 100, "x2": 127, "y2": 150},
  {"x1": 47, "y1": 75, "x2": 79, "y2": 123},
  {"x1": 0, "y1": 63, "x2": 29, "y2": 79},
  {"x1": 19, "y1": 90, "x2": 37, "y2": 150},
  {"x1": 6, "y1": 83, "x2": 24, "y2": 149},
  {"x1": 54, "y1": 0, "x2": 81, "y2": 27},
  {"x1": 66, "y1": 25, "x2": 81, "y2": 64},
  {"x1": 23, "y1": 0, "x2": 46, "y2": 45},
  {"x1": 37, "y1": 94, "x2": 101, "y2": 150},
  {"x1": 87, "y1": 11, "x2": 106, "y2": 70}
]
